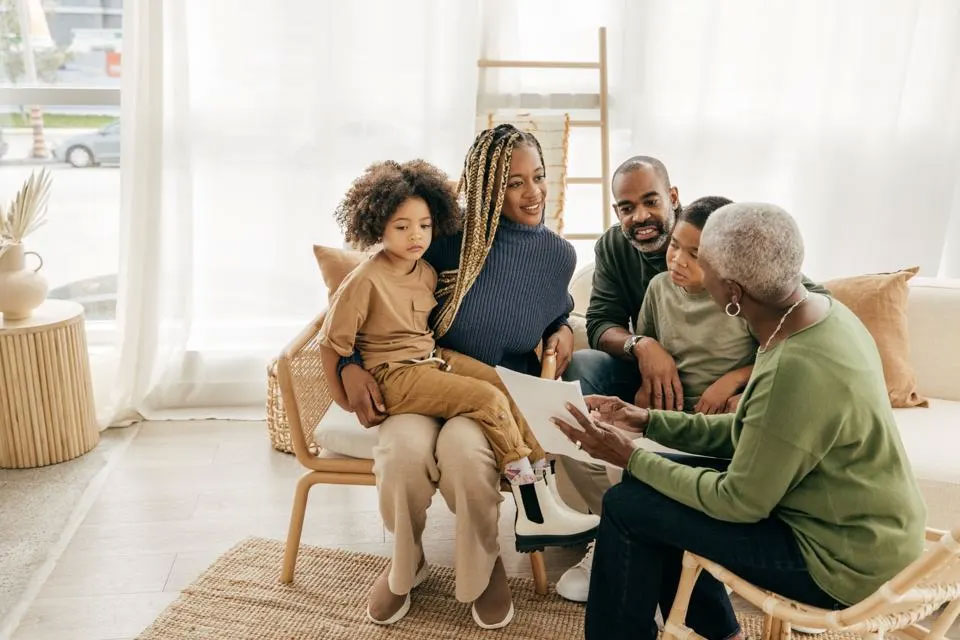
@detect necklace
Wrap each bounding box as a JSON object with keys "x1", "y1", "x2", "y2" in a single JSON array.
[{"x1": 758, "y1": 291, "x2": 810, "y2": 354}]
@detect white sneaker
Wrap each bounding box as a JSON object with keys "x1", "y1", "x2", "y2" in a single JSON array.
[
  {"x1": 511, "y1": 477, "x2": 600, "y2": 552},
  {"x1": 556, "y1": 540, "x2": 595, "y2": 602}
]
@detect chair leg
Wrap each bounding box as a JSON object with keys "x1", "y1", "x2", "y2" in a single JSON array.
[
  {"x1": 927, "y1": 598, "x2": 960, "y2": 640},
  {"x1": 780, "y1": 620, "x2": 792, "y2": 640},
  {"x1": 663, "y1": 552, "x2": 701, "y2": 640},
  {"x1": 764, "y1": 614, "x2": 780, "y2": 640},
  {"x1": 280, "y1": 471, "x2": 320, "y2": 583},
  {"x1": 530, "y1": 550, "x2": 548, "y2": 595}
]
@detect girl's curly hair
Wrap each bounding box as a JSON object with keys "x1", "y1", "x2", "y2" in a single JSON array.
[{"x1": 334, "y1": 159, "x2": 461, "y2": 249}]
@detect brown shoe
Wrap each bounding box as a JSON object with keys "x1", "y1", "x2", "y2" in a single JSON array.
[
  {"x1": 471, "y1": 556, "x2": 515, "y2": 629},
  {"x1": 366, "y1": 556, "x2": 429, "y2": 625}
]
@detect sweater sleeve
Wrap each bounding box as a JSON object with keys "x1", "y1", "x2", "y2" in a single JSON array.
[
  {"x1": 543, "y1": 293, "x2": 574, "y2": 339},
  {"x1": 586, "y1": 237, "x2": 632, "y2": 349},
  {"x1": 645, "y1": 411, "x2": 736, "y2": 458},
  {"x1": 628, "y1": 363, "x2": 819, "y2": 523}
]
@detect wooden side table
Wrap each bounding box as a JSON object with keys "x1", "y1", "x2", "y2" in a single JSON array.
[{"x1": 0, "y1": 300, "x2": 99, "y2": 468}]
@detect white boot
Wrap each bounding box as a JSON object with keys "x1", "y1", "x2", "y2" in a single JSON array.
[
  {"x1": 511, "y1": 477, "x2": 599, "y2": 552},
  {"x1": 541, "y1": 466, "x2": 590, "y2": 518}
]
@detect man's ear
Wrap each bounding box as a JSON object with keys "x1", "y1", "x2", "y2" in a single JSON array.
[{"x1": 669, "y1": 186, "x2": 680, "y2": 210}]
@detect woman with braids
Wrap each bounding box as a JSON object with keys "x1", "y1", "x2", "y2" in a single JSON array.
[
  {"x1": 335, "y1": 125, "x2": 580, "y2": 629},
  {"x1": 319, "y1": 157, "x2": 598, "y2": 626}
]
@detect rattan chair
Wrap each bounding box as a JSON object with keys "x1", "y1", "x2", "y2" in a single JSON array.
[
  {"x1": 663, "y1": 525, "x2": 960, "y2": 640},
  {"x1": 276, "y1": 311, "x2": 554, "y2": 595}
]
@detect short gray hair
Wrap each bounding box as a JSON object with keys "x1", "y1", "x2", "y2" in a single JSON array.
[{"x1": 699, "y1": 202, "x2": 804, "y2": 302}]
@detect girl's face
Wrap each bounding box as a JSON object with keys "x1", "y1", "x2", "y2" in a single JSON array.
[
  {"x1": 499, "y1": 144, "x2": 547, "y2": 226},
  {"x1": 382, "y1": 196, "x2": 433, "y2": 261},
  {"x1": 666, "y1": 220, "x2": 705, "y2": 291}
]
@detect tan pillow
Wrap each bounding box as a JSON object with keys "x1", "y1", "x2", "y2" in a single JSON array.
[
  {"x1": 825, "y1": 266, "x2": 927, "y2": 408},
  {"x1": 312, "y1": 245, "x2": 366, "y2": 301}
]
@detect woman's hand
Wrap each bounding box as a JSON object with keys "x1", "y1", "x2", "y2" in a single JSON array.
[
  {"x1": 585, "y1": 394, "x2": 649, "y2": 435},
  {"x1": 341, "y1": 364, "x2": 387, "y2": 428},
  {"x1": 544, "y1": 325, "x2": 574, "y2": 377},
  {"x1": 634, "y1": 338, "x2": 684, "y2": 411},
  {"x1": 551, "y1": 402, "x2": 641, "y2": 468}
]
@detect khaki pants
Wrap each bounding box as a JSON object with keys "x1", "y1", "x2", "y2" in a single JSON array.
[
  {"x1": 373, "y1": 413, "x2": 503, "y2": 602},
  {"x1": 554, "y1": 456, "x2": 621, "y2": 515},
  {"x1": 372, "y1": 347, "x2": 546, "y2": 471}
]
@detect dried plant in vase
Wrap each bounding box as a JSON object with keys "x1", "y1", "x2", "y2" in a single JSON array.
[{"x1": 0, "y1": 169, "x2": 51, "y2": 320}]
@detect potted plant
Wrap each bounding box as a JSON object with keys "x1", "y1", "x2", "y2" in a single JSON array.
[{"x1": 0, "y1": 169, "x2": 51, "y2": 320}]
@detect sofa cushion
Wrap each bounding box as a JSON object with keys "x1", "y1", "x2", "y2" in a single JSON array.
[
  {"x1": 822, "y1": 268, "x2": 927, "y2": 407},
  {"x1": 313, "y1": 245, "x2": 366, "y2": 301},
  {"x1": 907, "y1": 278, "x2": 960, "y2": 402},
  {"x1": 313, "y1": 404, "x2": 378, "y2": 459},
  {"x1": 893, "y1": 399, "x2": 960, "y2": 483}
]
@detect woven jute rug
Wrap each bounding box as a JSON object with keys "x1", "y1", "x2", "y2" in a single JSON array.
[{"x1": 138, "y1": 537, "x2": 860, "y2": 639}]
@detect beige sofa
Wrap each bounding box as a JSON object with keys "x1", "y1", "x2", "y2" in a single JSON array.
[{"x1": 315, "y1": 268, "x2": 960, "y2": 519}]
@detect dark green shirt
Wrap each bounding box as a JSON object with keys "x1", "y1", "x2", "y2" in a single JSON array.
[
  {"x1": 628, "y1": 300, "x2": 927, "y2": 605},
  {"x1": 586, "y1": 224, "x2": 830, "y2": 350}
]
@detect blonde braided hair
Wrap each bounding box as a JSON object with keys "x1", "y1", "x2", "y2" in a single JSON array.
[{"x1": 433, "y1": 124, "x2": 546, "y2": 338}]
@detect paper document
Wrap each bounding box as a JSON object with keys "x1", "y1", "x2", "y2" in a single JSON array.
[{"x1": 495, "y1": 366, "x2": 616, "y2": 468}]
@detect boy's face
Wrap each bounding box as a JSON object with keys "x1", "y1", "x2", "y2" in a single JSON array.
[
  {"x1": 666, "y1": 220, "x2": 705, "y2": 290},
  {"x1": 382, "y1": 196, "x2": 433, "y2": 261}
]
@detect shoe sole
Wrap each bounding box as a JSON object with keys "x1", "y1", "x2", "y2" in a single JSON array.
[
  {"x1": 365, "y1": 562, "x2": 430, "y2": 626},
  {"x1": 472, "y1": 601, "x2": 515, "y2": 630},
  {"x1": 514, "y1": 526, "x2": 599, "y2": 552}
]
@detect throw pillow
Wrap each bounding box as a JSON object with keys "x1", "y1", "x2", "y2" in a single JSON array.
[
  {"x1": 825, "y1": 266, "x2": 927, "y2": 408},
  {"x1": 312, "y1": 245, "x2": 366, "y2": 300}
]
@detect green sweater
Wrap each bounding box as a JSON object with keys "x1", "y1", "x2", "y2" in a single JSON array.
[
  {"x1": 586, "y1": 225, "x2": 830, "y2": 350},
  {"x1": 627, "y1": 300, "x2": 926, "y2": 605}
]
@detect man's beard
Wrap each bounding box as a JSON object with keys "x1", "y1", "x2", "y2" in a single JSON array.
[{"x1": 622, "y1": 210, "x2": 677, "y2": 252}]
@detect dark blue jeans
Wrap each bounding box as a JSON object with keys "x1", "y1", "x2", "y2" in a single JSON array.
[
  {"x1": 565, "y1": 349, "x2": 642, "y2": 401},
  {"x1": 586, "y1": 455, "x2": 843, "y2": 640}
]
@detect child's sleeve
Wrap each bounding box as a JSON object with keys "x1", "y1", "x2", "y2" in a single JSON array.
[
  {"x1": 318, "y1": 274, "x2": 373, "y2": 357},
  {"x1": 635, "y1": 287, "x2": 659, "y2": 340}
]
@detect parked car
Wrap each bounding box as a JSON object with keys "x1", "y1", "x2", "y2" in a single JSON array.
[{"x1": 52, "y1": 121, "x2": 120, "y2": 167}]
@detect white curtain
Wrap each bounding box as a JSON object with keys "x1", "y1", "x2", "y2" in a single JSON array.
[
  {"x1": 99, "y1": 0, "x2": 480, "y2": 425},
  {"x1": 614, "y1": 0, "x2": 960, "y2": 280}
]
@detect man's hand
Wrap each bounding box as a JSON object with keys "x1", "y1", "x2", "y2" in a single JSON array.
[
  {"x1": 341, "y1": 364, "x2": 387, "y2": 428},
  {"x1": 544, "y1": 325, "x2": 574, "y2": 377},
  {"x1": 584, "y1": 394, "x2": 649, "y2": 435},
  {"x1": 634, "y1": 338, "x2": 683, "y2": 411},
  {"x1": 551, "y1": 402, "x2": 641, "y2": 468}
]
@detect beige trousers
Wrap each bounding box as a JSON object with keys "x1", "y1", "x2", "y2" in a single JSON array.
[
  {"x1": 554, "y1": 455, "x2": 621, "y2": 515},
  {"x1": 372, "y1": 412, "x2": 503, "y2": 603}
]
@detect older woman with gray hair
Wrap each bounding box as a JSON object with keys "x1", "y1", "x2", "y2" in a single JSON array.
[{"x1": 552, "y1": 202, "x2": 927, "y2": 640}]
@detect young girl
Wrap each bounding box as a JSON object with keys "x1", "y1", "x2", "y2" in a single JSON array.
[
  {"x1": 318, "y1": 160, "x2": 598, "y2": 557},
  {"x1": 635, "y1": 196, "x2": 758, "y2": 413}
]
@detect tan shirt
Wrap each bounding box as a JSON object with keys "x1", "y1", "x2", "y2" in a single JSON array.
[{"x1": 319, "y1": 251, "x2": 438, "y2": 370}]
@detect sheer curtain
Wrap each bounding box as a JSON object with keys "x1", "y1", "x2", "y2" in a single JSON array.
[
  {"x1": 100, "y1": 0, "x2": 480, "y2": 426},
  {"x1": 614, "y1": 0, "x2": 960, "y2": 280}
]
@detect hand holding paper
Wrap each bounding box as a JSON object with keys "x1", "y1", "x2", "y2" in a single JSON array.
[{"x1": 495, "y1": 367, "x2": 646, "y2": 469}]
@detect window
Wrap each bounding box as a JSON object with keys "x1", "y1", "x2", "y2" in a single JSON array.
[{"x1": 0, "y1": 0, "x2": 121, "y2": 332}]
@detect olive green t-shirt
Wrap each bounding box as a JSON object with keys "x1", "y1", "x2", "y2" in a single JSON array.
[
  {"x1": 628, "y1": 299, "x2": 927, "y2": 605},
  {"x1": 636, "y1": 272, "x2": 757, "y2": 410}
]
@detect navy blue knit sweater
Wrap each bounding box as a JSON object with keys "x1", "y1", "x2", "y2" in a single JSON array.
[
  {"x1": 339, "y1": 218, "x2": 575, "y2": 375},
  {"x1": 425, "y1": 218, "x2": 576, "y2": 371}
]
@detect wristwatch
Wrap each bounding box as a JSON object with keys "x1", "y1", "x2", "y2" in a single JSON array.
[{"x1": 623, "y1": 334, "x2": 643, "y2": 358}]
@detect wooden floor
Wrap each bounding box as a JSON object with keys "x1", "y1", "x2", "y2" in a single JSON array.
[
  {"x1": 10, "y1": 420, "x2": 958, "y2": 639},
  {"x1": 10, "y1": 420, "x2": 583, "y2": 640}
]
